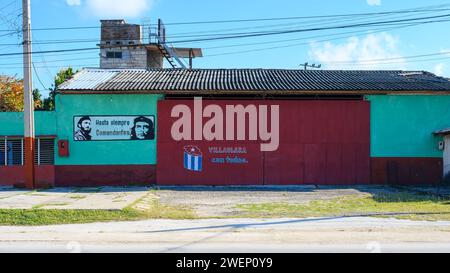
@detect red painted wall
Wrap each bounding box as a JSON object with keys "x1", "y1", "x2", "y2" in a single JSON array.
[
  {"x1": 55, "y1": 165, "x2": 156, "y2": 187},
  {"x1": 157, "y1": 100, "x2": 371, "y2": 185},
  {"x1": 371, "y1": 157, "x2": 442, "y2": 185},
  {"x1": 0, "y1": 165, "x2": 55, "y2": 187},
  {"x1": 0, "y1": 165, "x2": 156, "y2": 187}
]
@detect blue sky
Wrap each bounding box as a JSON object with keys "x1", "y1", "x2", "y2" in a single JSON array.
[{"x1": 0, "y1": 0, "x2": 449, "y2": 97}]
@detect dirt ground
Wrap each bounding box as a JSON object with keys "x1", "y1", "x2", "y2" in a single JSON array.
[
  {"x1": 150, "y1": 185, "x2": 408, "y2": 217},
  {"x1": 1, "y1": 185, "x2": 446, "y2": 218}
]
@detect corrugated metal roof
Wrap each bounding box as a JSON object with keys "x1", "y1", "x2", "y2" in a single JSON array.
[
  {"x1": 57, "y1": 68, "x2": 450, "y2": 94},
  {"x1": 58, "y1": 69, "x2": 119, "y2": 90}
]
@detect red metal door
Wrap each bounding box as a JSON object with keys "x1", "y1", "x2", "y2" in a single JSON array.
[
  {"x1": 157, "y1": 99, "x2": 370, "y2": 185},
  {"x1": 263, "y1": 100, "x2": 370, "y2": 185}
]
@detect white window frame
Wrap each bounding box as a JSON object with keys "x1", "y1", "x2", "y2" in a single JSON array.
[{"x1": 0, "y1": 137, "x2": 55, "y2": 166}]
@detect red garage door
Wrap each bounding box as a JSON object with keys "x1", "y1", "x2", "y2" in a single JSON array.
[{"x1": 157, "y1": 99, "x2": 370, "y2": 185}]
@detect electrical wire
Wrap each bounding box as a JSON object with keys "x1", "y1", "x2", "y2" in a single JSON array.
[{"x1": 168, "y1": 13, "x2": 450, "y2": 44}]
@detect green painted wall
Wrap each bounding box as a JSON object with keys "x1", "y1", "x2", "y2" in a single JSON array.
[
  {"x1": 55, "y1": 93, "x2": 163, "y2": 165},
  {"x1": 3, "y1": 93, "x2": 446, "y2": 164},
  {"x1": 0, "y1": 111, "x2": 56, "y2": 136},
  {"x1": 366, "y1": 95, "x2": 450, "y2": 157}
]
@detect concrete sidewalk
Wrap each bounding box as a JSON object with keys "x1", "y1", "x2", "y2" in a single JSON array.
[
  {"x1": 0, "y1": 185, "x2": 378, "y2": 213},
  {"x1": 0, "y1": 186, "x2": 150, "y2": 210}
]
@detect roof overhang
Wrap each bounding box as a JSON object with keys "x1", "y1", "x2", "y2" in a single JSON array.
[
  {"x1": 57, "y1": 89, "x2": 450, "y2": 95},
  {"x1": 172, "y1": 48, "x2": 203, "y2": 58},
  {"x1": 433, "y1": 128, "x2": 450, "y2": 136},
  {"x1": 144, "y1": 44, "x2": 203, "y2": 58}
]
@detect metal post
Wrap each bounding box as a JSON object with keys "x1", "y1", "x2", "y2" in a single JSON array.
[{"x1": 22, "y1": 0, "x2": 35, "y2": 189}]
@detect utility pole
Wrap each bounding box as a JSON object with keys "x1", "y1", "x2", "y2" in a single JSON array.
[
  {"x1": 22, "y1": 0, "x2": 35, "y2": 189},
  {"x1": 302, "y1": 62, "x2": 322, "y2": 71}
]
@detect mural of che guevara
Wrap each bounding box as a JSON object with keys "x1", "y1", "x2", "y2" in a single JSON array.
[{"x1": 130, "y1": 116, "x2": 154, "y2": 140}]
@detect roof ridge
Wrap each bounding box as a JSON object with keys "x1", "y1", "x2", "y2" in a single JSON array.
[{"x1": 82, "y1": 68, "x2": 429, "y2": 73}]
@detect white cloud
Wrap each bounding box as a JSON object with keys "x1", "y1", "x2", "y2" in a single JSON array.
[
  {"x1": 308, "y1": 32, "x2": 406, "y2": 70},
  {"x1": 367, "y1": 0, "x2": 381, "y2": 6},
  {"x1": 86, "y1": 0, "x2": 152, "y2": 18},
  {"x1": 441, "y1": 48, "x2": 450, "y2": 56},
  {"x1": 434, "y1": 63, "x2": 445, "y2": 76},
  {"x1": 434, "y1": 49, "x2": 450, "y2": 77},
  {"x1": 66, "y1": 0, "x2": 81, "y2": 6},
  {"x1": 67, "y1": 0, "x2": 153, "y2": 18}
]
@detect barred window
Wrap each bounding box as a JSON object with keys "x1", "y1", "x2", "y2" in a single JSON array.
[
  {"x1": 106, "y1": 51, "x2": 122, "y2": 59},
  {"x1": 34, "y1": 138, "x2": 55, "y2": 165},
  {"x1": 0, "y1": 138, "x2": 54, "y2": 166},
  {"x1": 0, "y1": 138, "x2": 23, "y2": 166}
]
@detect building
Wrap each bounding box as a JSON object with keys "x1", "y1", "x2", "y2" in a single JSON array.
[
  {"x1": 99, "y1": 19, "x2": 202, "y2": 69},
  {"x1": 1, "y1": 68, "x2": 450, "y2": 187},
  {"x1": 1, "y1": 20, "x2": 450, "y2": 187}
]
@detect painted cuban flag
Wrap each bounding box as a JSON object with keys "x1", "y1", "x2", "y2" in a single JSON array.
[{"x1": 184, "y1": 145, "x2": 203, "y2": 172}]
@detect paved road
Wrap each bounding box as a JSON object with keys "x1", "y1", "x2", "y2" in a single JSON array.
[{"x1": 1, "y1": 217, "x2": 450, "y2": 253}]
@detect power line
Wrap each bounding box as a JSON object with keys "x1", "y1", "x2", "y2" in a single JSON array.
[
  {"x1": 326, "y1": 51, "x2": 450, "y2": 64},
  {"x1": 0, "y1": 4, "x2": 448, "y2": 71},
  {"x1": 0, "y1": 23, "x2": 407, "y2": 65},
  {"x1": 325, "y1": 55, "x2": 450, "y2": 67},
  {"x1": 0, "y1": 0, "x2": 17, "y2": 11},
  {"x1": 32, "y1": 62, "x2": 48, "y2": 91},
  {"x1": 0, "y1": 9, "x2": 440, "y2": 46},
  {"x1": 202, "y1": 21, "x2": 426, "y2": 51},
  {"x1": 165, "y1": 7, "x2": 449, "y2": 38},
  {"x1": 0, "y1": 24, "x2": 157, "y2": 32},
  {"x1": 34, "y1": 37, "x2": 58, "y2": 82},
  {"x1": 167, "y1": 10, "x2": 450, "y2": 39},
  {"x1": 203, "y1": 19, "x2": 450, "y2": 57},
  {"x1": 0, "y1": 30, "x2": 19, "y2": 38},
  {"x1": 0, "y1": 12, "x2": 435, "y2": 47},
  {"x1": 0, "y1": 48, "x2": 98, "y2": 60},
  {"x1": 168, "y1": 13, "x2": 450, "y2": 44},
  {"x1": 0, "y1": 4, "x2": 449, "y2": 32},
  {"x1": 0, "y1": 56, "x2": 98, "y2": 66},
  {"x1": 0, "y1": 47, "x2": 98, "y2": 57},
  {"x1": 163, "y1": 5, "x2": 450, "y2": 25},
  {"x1": 3, "y1": 51, "x2": 450, "y2": 69},
  {"x1": 1, "y1": 12, "x2": 448, "y2": 50},
  {"x1": 0, "y1": 63, "x2": 98, "y2": 69}
]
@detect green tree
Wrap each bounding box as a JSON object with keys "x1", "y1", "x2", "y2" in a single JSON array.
[
  {"x1": 33, "y1": 89, "x2": 44, "y2": 110},
  {"x1": 43, "y1": 67, "x2": 76, "y2": 111}
]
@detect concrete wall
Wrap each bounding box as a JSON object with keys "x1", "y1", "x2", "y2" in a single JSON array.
[
  {"x1": 100, "y1": 20, "x2": 141, "y2": 42},
  {"x1": 366, "y1": 94, "x2": 450, "y2": 184},
  {"x1": 0, "y1": 111, "x2": 56, "y2": 136},
  {"x1": 100, "y1": 47, "x2": 148, "y2": 69},
  {"x1": 0, "y1": 94, "x2": 163, "y2": 186},
  {"x1": 55, "y1": 93, "x2": 163, "y2": 166},
  {"x1": 0, "y1": 112, "x2": 57, "y2": 187},
  {"x1": 147, "y1": 49, "x2": 164, "y2": 68},
  {"x1": 366, "y1": 95, "x2": 450, "y2": 157}
]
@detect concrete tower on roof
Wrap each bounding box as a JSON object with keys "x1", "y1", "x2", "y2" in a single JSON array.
[{"x1": 98, "y1": 19, "x2": 203, "y2": 69}]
